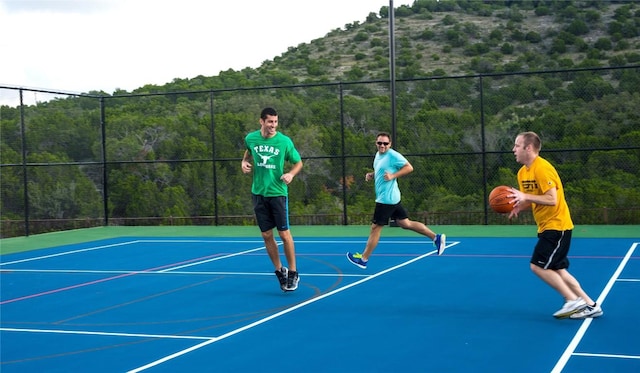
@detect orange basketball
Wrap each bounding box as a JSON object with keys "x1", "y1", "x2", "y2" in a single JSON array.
[{"x1": 489, "y1": 185, "x2": 514, "y2": 213}]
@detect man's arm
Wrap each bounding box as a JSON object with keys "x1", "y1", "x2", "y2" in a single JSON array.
[
  {"x1": 280, "y1": 160, "x2": 303, "y2": 185},
  {"x1": 241, "y1": 150, "x2": 252, "y2": 174},
  {"x1": 511, "y1": 186, "x2": 557, "y2": 207},
  {"x1": 508, "y1": 187, "x2": 556, "y2": 218},
  {"x1": 385, "y1": 161, "x2": 413, "y2": 181}
]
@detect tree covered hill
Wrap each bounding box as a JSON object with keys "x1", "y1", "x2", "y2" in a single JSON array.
[
  {"x1": 119, "y1": 0, "x2": 640, "y2": 94},
  {"x1": 1, "y1": 0, "x2": 640, "y2": 235}
]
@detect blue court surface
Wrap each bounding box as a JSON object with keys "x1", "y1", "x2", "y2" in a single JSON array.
[{"x1": 1, "y1": 236, "x2": 639, "y2": 372}]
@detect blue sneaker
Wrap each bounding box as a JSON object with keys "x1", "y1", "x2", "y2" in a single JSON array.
[
  {"x1": 434, "y1": 234, "x2": 446, "y2": 255},
  {"x1": 347, "y1": 252, "x2": 367, "y2": 269}
]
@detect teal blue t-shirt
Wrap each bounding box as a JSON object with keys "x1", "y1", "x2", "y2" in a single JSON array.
[
  {"x1": 244, "y1": 130, "x2": 301, "y2": 197},
  {"x1": 373, "y1": 148, "x2": 408, "y2": 204}
]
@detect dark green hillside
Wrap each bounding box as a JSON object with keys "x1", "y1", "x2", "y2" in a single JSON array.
[{"x1": 113, "y1": 1, "x2": 640, "y2": 93}]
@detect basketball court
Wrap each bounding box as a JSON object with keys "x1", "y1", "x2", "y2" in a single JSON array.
[{"x1": 1, "y1": 225, "x2": 638, "y2": 372}]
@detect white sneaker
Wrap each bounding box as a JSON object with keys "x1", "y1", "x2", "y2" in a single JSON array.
[
  {"x1": 284, "y1": 270, "x2": 299, "y2": 292},
  {"x1": 275, "y1": 266, "x2": 288, "y2": 291},
  {"x1": 570, "y1": 304, "x2": 603, "y2": 319},
  {"x1": 553, "y1": 297, "x2": 587, "y2": 319}
]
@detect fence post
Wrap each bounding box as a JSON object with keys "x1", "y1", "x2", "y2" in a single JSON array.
[
  {"x1": 19, "y1": 89, "x2": 30, "y2": 236},
  {"x1": 100, "y1": 97, "x2": 109, "y2": 227},
  {"x1": 339, "y1": 83, "x2": 349, "y2": 225},
  {"x1": 210, "y1": 91, "x2": 219, "y2": 226},
  {"x1": 480, "y1": 75, "x2": 489, "y2": 226}
]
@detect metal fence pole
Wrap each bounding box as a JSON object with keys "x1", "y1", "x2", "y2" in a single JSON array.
[
  {"x1": 389, "y1": 0, "x2": 397, "y2": 145},
  {"x1": 210, "y1": 91, "x2": 219, "y2": 226},
  {"x1": 339, "y1": 83, "x2": 348, "y2": 225},
  {"x1": 19, "y1": 89, "x2": 30, "y2": 236},
  {"x1": 479, "y1": 75, "x2": 489, "y2": 225},
  {"x1": 100, "y1": 97, "x2": 108, "y2": 226}
]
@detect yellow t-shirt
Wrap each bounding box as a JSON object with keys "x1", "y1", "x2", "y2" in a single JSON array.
[{"x1": 517, "y1": 156, "x2": 574, "y2": 233}]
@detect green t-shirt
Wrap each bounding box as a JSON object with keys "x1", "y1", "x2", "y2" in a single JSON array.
[{"x1": 244, "y1": 130, "x2": 301, "y2": 197}]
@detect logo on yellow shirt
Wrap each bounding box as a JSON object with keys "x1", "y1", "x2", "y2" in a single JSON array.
[{"x1": 522, "y1": 180, "x2": 538, "y2": 192}]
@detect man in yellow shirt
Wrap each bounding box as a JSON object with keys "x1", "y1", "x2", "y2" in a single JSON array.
[{"x1": 508, "y1": 132, "x2": 602, "y2": 319}]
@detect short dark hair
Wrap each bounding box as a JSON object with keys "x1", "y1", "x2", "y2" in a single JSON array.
[
  {"x1": 376, "y1": 132, "x2": 391, "y2": 140},
  {"x1": 518, "y1": 131, "x2": 541, "y2": 151},
  {"x1": 261, "y1": 107, "x2": 278, "y2": 119}
]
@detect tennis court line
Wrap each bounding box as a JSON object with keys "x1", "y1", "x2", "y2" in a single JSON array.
[
  {"x1": 0, "y1": 239, "x2": 271, "y2": 267},
  {"x1": 0, "y1": 245, "x2": 268, "y2": 305},
  {"x1": 0, "y1": 268, "x2": 369, "y2": 277},
  {"x1": 0, "y1": 327, "x2": 216, "y2": 340},
  {"x1": 572, "y1": 352, "x2": 640, "y2": 360},
  {"x1": 0, "y1": 241, "x2": 139, "y2": 266},
  {"x1": 551, "y1": 242, "x2": 638, "y2": 373},
  {"x1": 126, "y1": 241, "x2": 461, "y2": 373},
  {"x1": 158, "y1": 245, "x2": 274, "y2": 272}
]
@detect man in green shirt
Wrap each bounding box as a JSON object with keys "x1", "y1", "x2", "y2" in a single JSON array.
[{"x1": 242, "y1": 107, "x2": 303, "y2": 291}]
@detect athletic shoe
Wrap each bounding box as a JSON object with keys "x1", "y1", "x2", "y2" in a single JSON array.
[
  {"x1": 570, "y1": 304, "x2": 603, "y2": 319},
  {"x1": 346, "y1": 252, "x2": 367, "y2": 269},
  {"x1": 285, "y1": 270, "x2": 299, "y2": 291},
  {"x1": 553, "y1": 297, "x2": 587, "y2": 318},
  {"x1": 434, "y1": 234, "x2": 447, "y2": 255},
  {"x1": 275, "y1": 266, "x2": 288, "y2": 291}
]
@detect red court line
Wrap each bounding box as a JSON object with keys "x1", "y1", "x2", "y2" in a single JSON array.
[{"x1": 0, "y1": 253, "x2": 225, "y2": 305}]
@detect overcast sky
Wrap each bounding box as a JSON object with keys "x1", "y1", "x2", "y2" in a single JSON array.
[{"x1": 0, "y1": 0, "x2": 413, "y2": 100}]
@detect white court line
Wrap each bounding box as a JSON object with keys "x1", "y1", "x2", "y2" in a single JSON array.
[
  {"x1": 0, "y1": 327, "x2": 215, "y2": 340},
  {"x1": 572, "y1": 352, "x2": 640, "y2": 360},
  {"x1": 127, "y1": 241, "x2": 460, "y2": 373},
  {"x1": 133, "y1": 239, "x2": 425, "y2": 244},
  {"x1": 1, "y1": 237, "x2": 457, "y2": 370},
  {"x1": 1, "y1": 237, "x2": 441, "y2": 274},
  {"x1": 1, "y1": 237, "x2": 456, "y2": 275},
  {"x1": 0, "y1": 241, "x2": 139, "y2": 266},
  {"x1": 0, "y1": 238, "x2": 428, "y2": 268},
  {"x1": 551, "y1": 242, "x2": 639, "y2": 373},
  {"x1": 0, "y1": 242, "x2": 278, "y2": 305},
  {"x1": 0, "y1": 269, "x2": 369, "y2": 277},
  {"x1": 0, "y1": 239, "x2": 267, "y2": 268},
  {"x1": 158, "y1": 246, "x2": 270, "y2": 272},
  {"x1": 135, "y1": 239, "x2": 267, "y2": 243}
]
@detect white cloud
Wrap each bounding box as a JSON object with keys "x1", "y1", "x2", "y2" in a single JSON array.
[{"x1": 0, "y1": 0, "x2": 412, "y2": 98}]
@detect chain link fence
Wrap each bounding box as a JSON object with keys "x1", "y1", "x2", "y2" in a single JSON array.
[{"x1": 2, "y1": 66, "x2": 639, "y2": 237}]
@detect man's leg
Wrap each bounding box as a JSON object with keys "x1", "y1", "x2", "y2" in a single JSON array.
[
  {"x1": 261, "y1": 229, "x2": 282, "y2": 270},
  {"x1": 395, "y1": 218, "x2": 436, "y2": 240},
  {"x1": 361, "y1": 223, "x2": 384, "y2": 261},
  {"x1": 277, "y1": 229, "x2": 296, "y2": 272}
]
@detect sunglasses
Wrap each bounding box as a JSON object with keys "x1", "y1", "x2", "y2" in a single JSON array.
[{"x1": 376, "y1": 141, "x2": 390, "y2": 146}]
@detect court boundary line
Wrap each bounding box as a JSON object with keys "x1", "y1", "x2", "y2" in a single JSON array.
[
  {"x1": 158, "y1": 246, "x2": 270, "y2": 272},
  {"x1": 126, "y1": 241, "x2": 460, "y2": 372},
  {"x1": 0, "y1": 245, "x2": 272, "y2": 305},
  {"x1": 0, "y1": 241, "x2": 139, "y2": 266},
  {"x1": 0, "y1": 268, "x2": 369, "y2": 277},
  {"x1": 551, "y1": 242, "x2": 639, "y2": 373},
  {"x1": 0, "y1": 327, "x2": 215, "y2": 340},
  {"x1": 572, "y1": 352, "x2": 640, "y2": 360}
]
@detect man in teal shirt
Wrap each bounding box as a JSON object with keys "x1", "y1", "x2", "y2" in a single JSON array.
[
  {"x1": 347, "y1": 132, "x2": 446, "y2": 268},
  {"x1": 242, "y1": 107, "x2": 303, "y2": 291}
]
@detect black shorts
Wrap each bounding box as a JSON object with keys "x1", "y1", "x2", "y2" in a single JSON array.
[
  {"x1": 252, "y1": 194, "x2": 290, "y2": 232},
  {"x1": 531, "y1": 230, "x2": 572, "y2": 270},
  {"x1": 372, "y1": 202, "x2": 409, "y2": 226}
]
